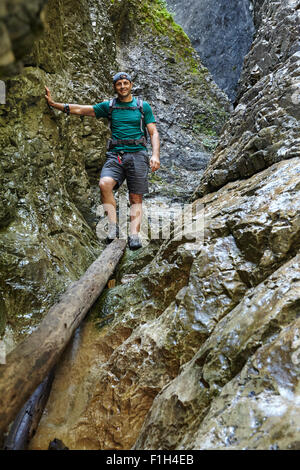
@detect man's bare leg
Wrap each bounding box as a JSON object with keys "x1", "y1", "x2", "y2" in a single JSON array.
[
  {"x1": 129, "y1": 193, "x2": 143, "y2": 242},
  {"x1": 99, "y1": 177, "x2": 117, "y2": 223}
]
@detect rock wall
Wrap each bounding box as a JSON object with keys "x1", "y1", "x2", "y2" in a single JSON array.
[
  {"x1": 0, "y1": 0, "x2": 228, "y2": 344},
  {"x1": 237, "y1": 0, "x2": 300, "y2": 100},
  {"x1": 0, "y1": 0, "x2": 114, "y2": 342},
  {"x1": 165, "y1": 0, "x2": 255, "y2": 101},
  {"x1": 134, "y1": 159, "x2": 300, "y2": 449},
  {"x1": 29, "y1": 0, "x2": 300, "y2": 451},
  {"x1": 30, "y1": 156, "x2": 300, "y2": 450},
  {"x1": 133, "y1": 0, "x2": 300, "y2": 450},
  {"x1": 193, "y1": 0, "x2": 300, "y2": 199},
  {"x1": 0, "y1": 0, "x2": 48, "y2": 78}
]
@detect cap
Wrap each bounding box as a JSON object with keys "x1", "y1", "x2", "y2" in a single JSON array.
[{"x1": 113, "y1": 72, "x2": 132, "y2": 84}]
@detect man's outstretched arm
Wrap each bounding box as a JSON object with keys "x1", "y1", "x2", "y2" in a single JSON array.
[
  {"x1": 147, "y1": 122, "x2": 160, "y2": 172},
  {"x1": 45, "y1": 86, "x2": 96, "y2": 117}
]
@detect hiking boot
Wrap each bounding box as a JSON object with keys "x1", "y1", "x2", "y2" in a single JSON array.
[
  {"x1": 106, "y1": 223, "x2": 119, "y2": 243},
  {"x1": 128, "y1": 234, "x2": 142, "y2": 250}
]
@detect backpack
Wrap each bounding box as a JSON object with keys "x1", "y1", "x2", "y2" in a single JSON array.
[{"x1": 106, "y1": 96, "x2": 148, "y2": 151}]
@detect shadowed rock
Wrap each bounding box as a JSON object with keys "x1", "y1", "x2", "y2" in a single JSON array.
[
  {"x1": 165, "y1": 0, "x2": 255, "y2": 101},
  {"x1": 0, "y1": 0, "x2": 48, "y2": 78}
]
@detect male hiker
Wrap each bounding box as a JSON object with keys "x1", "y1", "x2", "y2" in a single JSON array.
[{"x1": 44, "y1": 72, "x2": 160, "y2": 250}]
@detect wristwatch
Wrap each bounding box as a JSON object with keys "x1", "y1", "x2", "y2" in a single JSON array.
[{"x1": 64, "y1": 104, "x2": 70, "y2": 115}]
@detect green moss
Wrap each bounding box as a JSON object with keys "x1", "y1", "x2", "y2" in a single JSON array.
[
  {"x1": 112, "y1": 1, "x2": 192, "y2": 51},
  {"x1": 201, "y1": 135, "x2": 219, "y2": 151},
  {"x1": 110, "y1": 0, "x2": 215, "y2": 81},
  {"x1": 142, "y1": 1, "x2": 197, "y2": 64},
  {"x1": 143, "y1": 2, "x2": 208, "y2": 78},
  {"x1": 143, "y1": 1, "x2": 185, "y2": 37},
  {"x1": 193, "y1": 115, "x2": 217, "y2": 134},
  {"x1": 191, "y1": 105, "x2": 228, "y2": 137}
]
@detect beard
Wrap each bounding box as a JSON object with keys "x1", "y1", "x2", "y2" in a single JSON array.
[{"x1": 118, "y1": 90, "x2": 130, "y2": 97}]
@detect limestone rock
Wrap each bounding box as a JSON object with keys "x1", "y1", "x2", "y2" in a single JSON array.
[
  {"x1": 180, "y1": 317, "x2": 300, "y2": 450},
  {"x1": 0, "y1": 0, "x2": 48, "y2": 78},
  {"x1": 0, "y1": 0, "x2": 229, "y2": 342},
  {"x1": 193, "y1": 0, "x2": 300, "y2": 198},
  {"x1": 165, "y1": 0, "x2": 255, "y2": 101},
  {"x1": 30, "y1": 157, "x2": 300, "y2": 450},
  {"x1": 2, "y1": 0, "x2": 300, "y2": 452},
  {"x1": 134, "y1": 253, "x2": 300, "y2": 449},
  {"x1": 237, "y1": 0, "x2": 300, "y2": 99},
  {"x1": 0, "y1": 0, "x2": 114, "y2": 341}
]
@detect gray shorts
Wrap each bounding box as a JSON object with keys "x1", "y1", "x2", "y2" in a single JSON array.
[{"x1": 100, "y1": 150, "x2": 150, "y2": 194}]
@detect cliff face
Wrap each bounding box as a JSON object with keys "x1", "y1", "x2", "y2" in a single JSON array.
[
  {"x1": 0, "y1": 0, "x2": 228, "y2": 343},
  {"x1": 0, "y1": 0, "x2": 48, "y2": 78},
  {"x1": 0, "y1": 0, "x2": 113, "y2": 341},
  {"x1": 193, "y1": 0, "x2": 300, "y2": 199},
  {"x1": 165, "y1": 0, "x2": 255, "y2": 101},
  {"x1": 133, "y1": 0, "x2": 300, "y2": 450},
  {"x1": 2, "y1": 0, "x2": 300, "y2": 451}
]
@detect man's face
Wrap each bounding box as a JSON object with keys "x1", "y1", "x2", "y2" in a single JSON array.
[{"x1": 114, "y1": 79, "x2": 133, "y2": 98}]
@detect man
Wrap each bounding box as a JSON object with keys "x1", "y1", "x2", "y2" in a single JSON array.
[{"x1": 44, "y1": 72, "x2": 160, "y2": 250}]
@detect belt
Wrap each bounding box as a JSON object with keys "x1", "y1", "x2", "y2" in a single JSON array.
[{"x1": 107, "y1": 136, "x2": 147, "y2": 150}]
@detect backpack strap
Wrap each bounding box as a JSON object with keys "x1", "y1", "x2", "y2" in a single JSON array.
[
  {"x1": 136, "y1": 97, "x2": 145, "y2": 136},
  {"x1": 136, "y1": 97, "x2": 148, "y2": 141},
  {"x1": 107, "y1": 97, "x2": 117, "y2": 130}
]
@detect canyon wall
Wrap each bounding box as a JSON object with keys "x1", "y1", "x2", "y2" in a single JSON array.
[
  {"x1": 29, "y1": 0, "x2": 300, "y2": 450},
  {"x1": 165, "y1": 0, "x2": 255, "y2": 101},
  {"x1": 1, "y1": 0, "x2": 299, "y2": 451},
  {"x1": 0, "y1": 0, "x2": 228, "y2": 344}
]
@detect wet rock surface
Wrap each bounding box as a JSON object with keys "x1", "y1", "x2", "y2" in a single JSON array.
[
  {"x1": 184, "y1": 317, "x2": 300, "y2": 450},
  {"x1": 136, "y1": 316, "x2": 300, "y2": 450},
  {"x1": 0, "y1": 0, "x2": 48, "y2": 78},
  {"x1": 0, "y1": 0, "x2": 114, "y2": 341},
  {"x1": 237, "y1": 0, "x2": 300, "y2": 100},
  {"x1": 30, "y1": 157, "x2": 300, "y2": 450}
]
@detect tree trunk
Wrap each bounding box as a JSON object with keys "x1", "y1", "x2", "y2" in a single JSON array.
[
  {"x1": 3, "y1": 371, "x2": 54, "y2": 450},
  {"x1": 0, "y1": 239, "x2": 126, "y2": 438}
]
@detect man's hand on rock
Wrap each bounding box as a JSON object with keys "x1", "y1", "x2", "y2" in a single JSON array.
[
  {"x1": 44, "y1": 86, "x2": 54, "y2": 107},
  {"x1": 150, "y1": 155, "x2": 160, "y2": 172}
]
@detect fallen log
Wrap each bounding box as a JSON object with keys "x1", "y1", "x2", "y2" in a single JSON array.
[
  {"x1": 0, "y1": 239, "x2": 126, "y2": 438},
  {"x1": 3, "y1": 371, "x2": 54, "y2": 450}
]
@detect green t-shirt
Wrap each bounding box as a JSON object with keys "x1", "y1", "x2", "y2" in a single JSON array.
[{"x1": 93, "y1": 97, "x2": 156, "y2": 153}]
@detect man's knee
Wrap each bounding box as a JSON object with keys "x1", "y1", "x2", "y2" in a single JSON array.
[{"x1": 99, "y1": 177, "x2": 116, "y2": 193}]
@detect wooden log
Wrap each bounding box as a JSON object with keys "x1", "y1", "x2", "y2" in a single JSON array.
[
  {"x1": 0, "y1": 239, "x2": 126, "y2": 438},
  {"x1": 3, "y1": 371, "x2": 54, "y2": 450}
]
